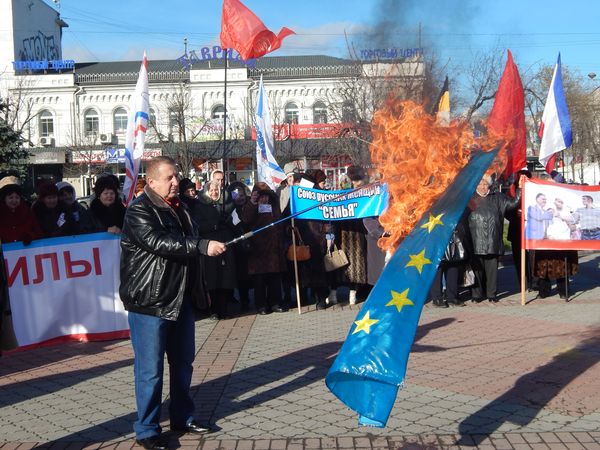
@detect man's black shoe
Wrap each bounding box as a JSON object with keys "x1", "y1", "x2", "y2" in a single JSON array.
[
  {"x1": 271, "y1": 305, "x2": 285, "y2": 313},
  {"x1": 136, "y1": 436, "x2": 168, "y2": 450},
  {"x1": 171, "y1": 420, "x2": 215, "y2": 434}
]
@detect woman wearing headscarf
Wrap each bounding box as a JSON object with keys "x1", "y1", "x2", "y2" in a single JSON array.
[
  {"x1": 240, "y1": 182, "x2": 287, "y2": 315},
  {"x1": 55, "y1": 181, "x2": 96, "y2": 235},
  {"x1": 468, "y1": 175, "x2": 521, "y2": 302},
  {"x1": 188, "y1": 179, "x2": 236, "y2": 320}
]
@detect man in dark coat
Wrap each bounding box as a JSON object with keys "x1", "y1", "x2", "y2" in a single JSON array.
[
  {"x1": 119, "y1": 156, "x2": 226, "y2": 449},
  {"x1": 468, "y1": 175, "x2": 520, "y2": 302}
]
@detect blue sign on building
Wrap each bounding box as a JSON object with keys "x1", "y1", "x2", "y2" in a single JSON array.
[{"x1": 105, "y1": 148, "x2": 125, "y2": 164}]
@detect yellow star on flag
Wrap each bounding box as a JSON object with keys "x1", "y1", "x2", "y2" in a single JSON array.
[
  {"x1": 352, "y1": 311, "x2": 379, "y2": 335},
  {"x1": 420, "y1": 213, "x2": 444, "y2": 233},
  {"x1": 405, "y1": 249, "x2": 432, "y2": 274},
  {"x1": 386, "y1": 288, "x2": 414, "y2": 313}
]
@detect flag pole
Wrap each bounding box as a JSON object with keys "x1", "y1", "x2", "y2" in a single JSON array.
[
  {"x1": 290, "y1": 217, "x2": 303, "y2": 314},
  {"x1": 223, "y1": 48, "x2": 228, "y2": 167}
]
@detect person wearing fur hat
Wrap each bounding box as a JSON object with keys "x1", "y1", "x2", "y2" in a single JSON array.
[
  {"x1": 0, "y1": 176, "x2": 42, "y2": 244},
  {"x1": 240, "y1": 182, "x2": 287, "y2": 314},
  {"x1": 179, "y1": 178, "x2": 197, "y2": 200},
  {"x1": 56, "y1": 181, "x2": 96, "y2": 235},
  {"x1": 32, "y1": 181, "x2": 76, "y2": 238},
  {"x1": 89, "y1": 176, "x2": 126, "y2": 234}
]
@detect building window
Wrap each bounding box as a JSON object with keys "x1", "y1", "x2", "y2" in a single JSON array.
[
  {"x1": 38, "y1": 109, "x2": 54, "y2": 137},
  {"x1": 313, "y1": 101, "x2": 327, "y2": 124},
  {"x1": 113, "y1": 107, "x2": 128, "y2": 134},
  {"x1": 84, "y1": 109, "x2": 99, "y2": 137},
  {"x1": 284, "y1": 102, "x2": 299, "y2": 124},
  {"x1": 211, "y1": 105, "x2": 226, "y2": 119}
]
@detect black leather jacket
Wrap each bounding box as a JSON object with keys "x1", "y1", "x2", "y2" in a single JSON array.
[
  {"x1": 119, "y1": 186, "x2": 209, "y2": 320},
  {"x1": 468, "y1": 189, "x2": 520, "y2": 256}
]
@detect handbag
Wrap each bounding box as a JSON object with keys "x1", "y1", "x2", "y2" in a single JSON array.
[
  {"x1": 323, "y1": 244, "x2": 349, "y2": 272},
  {"x1": 287, "y1": 227, "x2": 311, "y2": 262}
]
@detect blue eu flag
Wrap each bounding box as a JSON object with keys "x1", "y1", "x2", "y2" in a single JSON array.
[{"x1": 325, "y1": 149, "x2": 498, "y2": 427}]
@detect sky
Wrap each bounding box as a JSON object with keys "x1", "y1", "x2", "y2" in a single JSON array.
[{"x1": 55, "y1": 0, "x2": 600, "y2": 79}]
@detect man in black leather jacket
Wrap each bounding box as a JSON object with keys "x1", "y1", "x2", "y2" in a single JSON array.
[{"x1": 120, "y1": 156, "x2": 226, "y2": 450}]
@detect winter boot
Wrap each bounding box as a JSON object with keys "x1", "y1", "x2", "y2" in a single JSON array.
[{"x1": 325, "y1": 289, "x2": 338, "y2": 305}]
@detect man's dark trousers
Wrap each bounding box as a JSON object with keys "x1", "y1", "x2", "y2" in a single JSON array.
[{"x1": 128, "y1": 298, "x2": 195, "y2": 440}]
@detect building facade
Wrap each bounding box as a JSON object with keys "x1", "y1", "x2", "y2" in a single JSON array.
[{"x1": 1, "y1": 0, "x2": 425, "y2": 195}]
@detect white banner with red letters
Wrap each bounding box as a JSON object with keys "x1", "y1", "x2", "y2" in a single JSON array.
[
  {"x1": 523, "y1": 178, "x2": 600, "y2": 250},
  {"x1": 2, "y1": 233, "x2": 128, "y2": 349}
]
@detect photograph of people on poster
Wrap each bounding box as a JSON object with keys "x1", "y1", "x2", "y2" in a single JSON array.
[{"x1": 523, "y1": 178, "x2": 600, "y2": 250}]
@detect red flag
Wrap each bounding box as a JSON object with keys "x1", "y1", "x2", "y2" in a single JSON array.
[
  {"x1": 488, "y1": 50, "x2": 526, "y2": 178},
  {"x1": 220, "y1": 0, "x2": 295, "y2": 60}
]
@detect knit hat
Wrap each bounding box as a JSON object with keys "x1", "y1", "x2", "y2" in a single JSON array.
[
  {"x1": 0, "y1": 176, "x2": 22, "y2": 198},
  {"x1": 346, "y1": 165, "x2": 366, "y2": 182},
  {"x1": 37, "y1": 181, "x2": 59, "y2": 199},
  {"x1": 179, "y1": 178, "x2": 196, "y2": 195},
  {"x1": 56, "y1": 181, "x2": 76, "y2": 195}
]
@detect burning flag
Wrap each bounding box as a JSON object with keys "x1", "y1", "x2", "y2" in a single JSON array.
[
  {"x1": 123, "y1": 53, "x2": 149, "y2": 206},
  {"x1": 538, "y1": 53, "x2": 572, "y2": 173},
  {"x1": 488, "y1": 50, "x2": 526, "y2": 180},
  {"x1": 220, "y1": 0, "x2": 295, "y2": 60},
  {"x1": 326, "y1": 100, "x2": 505, "y2": 427}
]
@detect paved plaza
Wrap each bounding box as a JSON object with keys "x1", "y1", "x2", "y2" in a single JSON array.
[{"x1": 1, "y1": 253, "x2": 600, "y2": 449}]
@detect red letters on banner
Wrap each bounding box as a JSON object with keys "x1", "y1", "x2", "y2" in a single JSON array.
[{"x1": 4, "y1": 247, "x2": 103, "y2": 288}]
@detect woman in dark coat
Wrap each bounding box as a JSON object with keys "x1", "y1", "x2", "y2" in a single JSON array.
[
  {"x1": 0, "y1": 177, "x2": 42, "y2": 244},
  {"x1": 428, "y1": 210, "x2": 472, "y2": 307},
  {"x1": 468, "y1": 175, "x2": 520, "y2": 302},
  {"x1": 241, "y1": 182, "x2": 287, "y2": 315},
  {"x1": 295, "y1": 169, "x2": 335, "y2": 310},
  {"x1": 89, "y1": 176, "x2": 126, "y2": 234},
  {"x1": 56, "y1": 181, "x2": 96, "y2": 235},
  {"x1": 227, "y1": 181, "x2": 253, "y2": 312},
  {"x1": 188, "y1": 180, "x2": 236, "y2": 320},
  {"x1": 32, "y1": 182, "x2": 76, "y2": 238},
  {"x1": 335, "y1": 165, "x2": 368, "y2": 305}
]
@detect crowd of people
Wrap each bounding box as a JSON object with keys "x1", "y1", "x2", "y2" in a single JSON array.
[
  {"x1": 0, "y1": 163, "x2": 585, "y2": 320},
  {"x1": 0, "y1": 173, "x2": 126, "y2": 244}
]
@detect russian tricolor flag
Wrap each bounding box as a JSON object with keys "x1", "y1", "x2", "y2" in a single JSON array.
[
  {"x1": 538, "y1": 53, "x2": 572, "y2": 173},
  {"x1": 123, "y1": 53, "x2": 149, "y2": 206},
  {"x1": 255, "y1": 75, "x2": 285, "y2": 190}
]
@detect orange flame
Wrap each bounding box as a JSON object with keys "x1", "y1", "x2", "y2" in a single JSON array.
[{"x1": 370, "y1": 100, "x2": 506, "y2": 252}]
